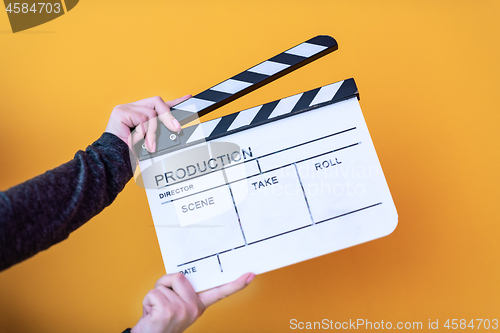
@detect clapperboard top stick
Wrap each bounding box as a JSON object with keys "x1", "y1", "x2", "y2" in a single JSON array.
[{"x1": 134, "y1": 35, "x2": 340, "y2": 160}]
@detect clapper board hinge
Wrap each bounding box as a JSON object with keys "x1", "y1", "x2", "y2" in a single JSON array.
[{"x1": 137, "y1": 77, "x2": 359, "y2": 161}]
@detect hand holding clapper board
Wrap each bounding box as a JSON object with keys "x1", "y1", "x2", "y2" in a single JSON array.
[{"x1": 133, "y1": 36, "x2": 398, "y2": 291}]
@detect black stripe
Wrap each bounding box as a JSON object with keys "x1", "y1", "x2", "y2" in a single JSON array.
[
  {"x1": 269, "y1": 53, "x2": 305, "y2": 66},
  {"x1": 232, "y1": 71, "x2": 269, "y2": 84},
  {"x1": 196, "y1": 89, "x2": 233, "y2": 103},
  {"x1": 209, "y1": 112, "x2": 239, "y2": 138},
  {"x1": 250, "y1": 100, "x2": 279, "y2": 125},
  {"x1": 291, "y1": 88, "x2": 321, "y2": 113},
  {"x1": 316, "y1": 203, "x2": 382, "y2": 224},
  {"x1": 307, "y1": 35, "x2": 338, "y2": 48},
  {"x1": 332, "y1": 78, "x2": 359, "y2": 102}
]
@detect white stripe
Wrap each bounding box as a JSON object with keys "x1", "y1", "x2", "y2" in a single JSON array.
[
  {"x1": 285, "y1": 43, "x2": 327, "y2": 58},
  {"x1": 211, "y1": 79, "x2": 253, "y2": 94},
  {"x1": 186, "y1": 118, "x2": 222, "y2": 143},
  {"x1": 269, "y1": 93, "x2": 303, "y2": 119},
  {"x1": 248, "y1": 61, "x2": 290, "y2": 76},
  {"x1": 227, "y1": 106, "x2": 262, "y2": 131},
  {"x1": 309, "y1": 81, "x2": 343, "y2": 106},
  {"x1": 174, "y1": 98, "x2": 215, "y2": 112}
]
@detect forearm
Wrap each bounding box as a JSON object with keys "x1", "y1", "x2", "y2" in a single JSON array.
[{"x1": 0, "y1": 133, "x2": 133, "y2": 271}]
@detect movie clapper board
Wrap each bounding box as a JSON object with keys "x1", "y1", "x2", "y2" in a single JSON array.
[{"x1": 134, "y1": 36, "x2": 398, "y2": 292}]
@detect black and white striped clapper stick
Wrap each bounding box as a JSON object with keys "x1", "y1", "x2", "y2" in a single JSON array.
[
  {"x1": 170, "y1": 35, "x2": 337, "y2": 125},
  {"x1": 171, "y1": 36, "x2": 337, "y2": 125},
  {"x1": 135, "y1": 35, "x2": 338, "y2": 159}
]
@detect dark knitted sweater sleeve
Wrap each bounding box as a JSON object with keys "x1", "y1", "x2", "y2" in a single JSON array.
[{"x1": 0, "y1": 132, "x2": 134, "y2": 271}]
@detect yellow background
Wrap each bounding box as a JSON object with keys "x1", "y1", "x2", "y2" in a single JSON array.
[{"x1": 1, "y1": 1, "x2": 499, "y2": 332}]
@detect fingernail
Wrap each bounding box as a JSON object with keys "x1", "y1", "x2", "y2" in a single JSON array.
[
  {"x1": 147, "y1": 139, "x2": 155, "y2": 152},
  {"x1": 172, "y1": 119, "x2": 181, "y2": 132},
  {"x1": 246, "y1": 273, "x2": 256, "y2": 285}
]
